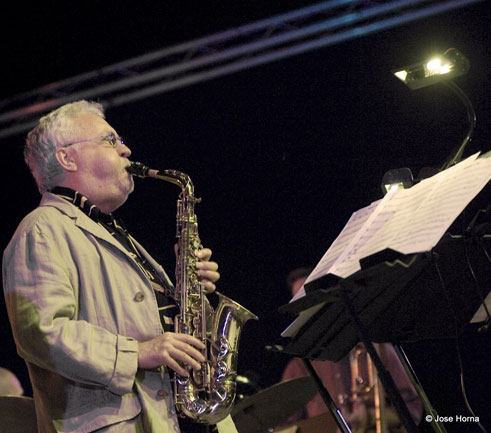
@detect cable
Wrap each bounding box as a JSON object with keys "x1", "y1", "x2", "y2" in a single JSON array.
[
  {"x1": 433, "y1": 259, "x2": 488, "y2": 433},
  {"x1": 462, "y1": 233, "x2": 491, "y2": 329}
]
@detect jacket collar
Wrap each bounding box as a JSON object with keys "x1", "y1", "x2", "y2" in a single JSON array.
[
  {"x1": 39, "y1": 193, "x2": 174, "y2": 289},
  {"x1": 39, "y1": 192, "x2": 133, "y2": 259}
]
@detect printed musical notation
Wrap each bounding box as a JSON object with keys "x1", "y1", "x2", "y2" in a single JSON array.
[{"x1": 285, "y1": 152, "x2": 491, "y2": 337}]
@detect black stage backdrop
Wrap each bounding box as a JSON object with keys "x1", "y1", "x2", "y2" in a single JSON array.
[{"x1": 1, "y1": 2, "x2": 490, "y2": 432}]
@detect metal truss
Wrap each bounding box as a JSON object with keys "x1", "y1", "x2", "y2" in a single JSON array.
[{"x1": 0, "y1": 0, "x2": 483, "y2": 139}]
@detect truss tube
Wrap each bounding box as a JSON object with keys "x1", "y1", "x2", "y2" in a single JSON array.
[
  {"x1": 1, "y1": 0, "x2": 359, "y2": 105},
  {"x1": 107, "y1": 0, "x2": 484, "y2": 108},
  {"x1": 0, "y1": 0, "x2": 484, "y2": 139},
  {"x1": 0, "y1": 0, "x2": 434, "y2": 125}
]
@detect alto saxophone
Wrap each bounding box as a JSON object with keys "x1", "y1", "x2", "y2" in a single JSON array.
[{"x1": 127, "y1": 161, "x2": 258, "y2": 424}]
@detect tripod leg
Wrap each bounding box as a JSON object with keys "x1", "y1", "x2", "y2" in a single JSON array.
[
  {"x1": 302, "y1": 359, "x2": 352, "y2": 433},
  {"x1": 340, "y1": 284, "x2": 419, "y2": 433},
  {"x1": 393, "y1": 344, "x2": 448, "y2": 433}
]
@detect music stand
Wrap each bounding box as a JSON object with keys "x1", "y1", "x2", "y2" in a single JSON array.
[
  {"x1": 278, "y1": 154, "x2": 491, "y2": 432},
  {"x1": 231, "y1": 376, "x2": 321, "y2": 433},
  {"x1": 280, "y1": 250, "x2": 426, "y2": 433},
  {"x1": 0, "y1": 396, "x2": 37, "y2": 433},
  {"x1": 279, "y1": 230, "x2": 491, "y2": 433}
]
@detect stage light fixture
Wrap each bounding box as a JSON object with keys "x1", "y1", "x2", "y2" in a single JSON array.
[
  {"x1": 392, "y1": 48, "x2": 475, "y2": 170},
  {"x1": 392, "y1": 48, "x2": 470, "y2": 90}
]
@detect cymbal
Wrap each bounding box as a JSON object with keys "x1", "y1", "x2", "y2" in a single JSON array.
[
  {"x1": 0, "y1": 396, "x2": 37, "y2": 433},
  {"x1": 231, "y1": 376, "x2": 318, "y2": 433}
]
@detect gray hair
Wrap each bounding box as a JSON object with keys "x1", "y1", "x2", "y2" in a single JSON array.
[{"x1": 24, "y1": 100, "x2": 105, "y2": 194}]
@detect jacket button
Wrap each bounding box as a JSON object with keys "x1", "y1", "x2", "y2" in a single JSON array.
[
  {"x1": 157, "y1": 389, "x2": 168, "y2": 399},
  {"x1": 134, "y1": 291, "x2": 145, "y2": 302}
]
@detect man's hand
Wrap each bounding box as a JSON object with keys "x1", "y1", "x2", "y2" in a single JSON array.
[
  {"x1": 196, "y1": 248, "x2": 220, "y2": 293},
  {"x1": 138, "y1": 333, "x2": 206, "y2": 376}
]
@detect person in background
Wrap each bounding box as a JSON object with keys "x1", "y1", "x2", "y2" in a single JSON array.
[
  {"x1": 0, "y1": 367, "x2": 24, "y2": 396},
  {"x1": 281, "y1": 267, "x2": 422, "y2": 433},
  {"x1": 2, "y1": 100, "x2": 225, "y2": 433}
]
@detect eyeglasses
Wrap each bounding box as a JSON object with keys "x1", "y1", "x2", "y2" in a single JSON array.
[{"x1": 60, "y1": 133, "x2": 124, "y2": 148}]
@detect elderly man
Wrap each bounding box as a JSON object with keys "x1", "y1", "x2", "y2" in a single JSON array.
[{"x1": 3, "y1": 100, "x2": 221, "y2": 433}]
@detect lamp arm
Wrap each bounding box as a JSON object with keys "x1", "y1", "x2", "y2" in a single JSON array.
[{"x1": 440, "y1": 80, "x2": 476, "y2": 170}]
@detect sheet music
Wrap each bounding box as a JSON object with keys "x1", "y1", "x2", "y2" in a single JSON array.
[
  {"x1": 374, "y1": 153, "x2": 491, "y2": 255},
  {"x1": 282, "y1": 153, "x2": 491, "y2": 337},
  {"x1": 328, "y1": 186, "x2": 400, "y2": 278},
  {"x1": 282, "y1": 201, "x2": 384, "y2": 336},
  {"x1": 291, "y1": 198, "x2": 382, "y2": 302}
]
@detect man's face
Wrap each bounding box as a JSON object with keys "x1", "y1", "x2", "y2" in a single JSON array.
[
  {"x1": 66, "y1": 112, "x2": 134, "y2": 212},
  {"x1": 291, "y1": 277, "x2": 307, "y2": 296}
]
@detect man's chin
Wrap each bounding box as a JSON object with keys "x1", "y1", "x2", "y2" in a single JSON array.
[
  {"x1": 126, "y1": 176, "x2": 135, "y2": 195},
  {"x1": 122, "y1": 184, "x2": 134, "y2": 204}
]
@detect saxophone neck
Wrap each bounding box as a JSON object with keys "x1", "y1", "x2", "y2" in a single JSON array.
[{"x1": 127, "y1": 161, "x2": 199, "y2": 200}]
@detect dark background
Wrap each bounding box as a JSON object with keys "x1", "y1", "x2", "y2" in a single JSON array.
[{"x1": 1, "y1": 2, "x2": 490, "y2": 432}]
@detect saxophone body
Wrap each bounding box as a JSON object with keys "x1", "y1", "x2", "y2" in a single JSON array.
[{"x1": 128, "y1": 161, "x2": 258, "y2": 424}]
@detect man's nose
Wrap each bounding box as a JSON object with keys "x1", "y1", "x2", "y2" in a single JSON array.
[{"x1": 118, "y1": 142, "x2": 131, "y2": 158}]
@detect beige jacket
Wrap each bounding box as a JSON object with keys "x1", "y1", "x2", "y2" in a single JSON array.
[{"x1": 3, "y1": 193, "x2": 179, "y2": 433}]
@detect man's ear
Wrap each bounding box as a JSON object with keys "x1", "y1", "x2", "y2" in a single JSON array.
[{"x1": 55, "y1": 147, "x2": 78, "y2": 172}]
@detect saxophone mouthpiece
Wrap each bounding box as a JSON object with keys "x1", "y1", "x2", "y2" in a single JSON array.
[{"x1": 127, "y1": 161, "x2": 150, "y2": 178}]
